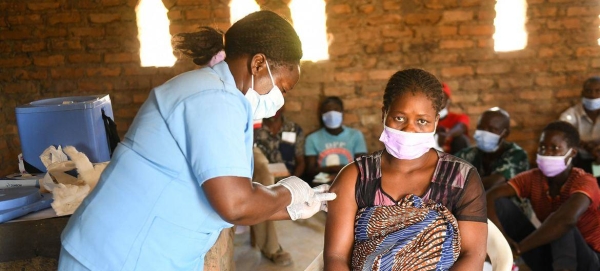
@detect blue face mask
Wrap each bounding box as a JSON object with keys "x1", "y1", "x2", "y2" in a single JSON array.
[
  {"x1": 322, "y1": 111, "x2": 343, "y2": 129},
  {"x1": 474, "y1": 129, "x2": 502, "y2": 153},
  {"x1": 582, "y1": 97, "x2": 600, "y2": 111}
]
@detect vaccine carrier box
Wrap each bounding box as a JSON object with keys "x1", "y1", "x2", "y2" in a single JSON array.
[{"x1": 15, "y1": 95, "x2": 115, "y2": 173}]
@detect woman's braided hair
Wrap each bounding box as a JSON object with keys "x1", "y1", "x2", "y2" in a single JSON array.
[
  {"x1": 172, "y1": 10, "x2": 302, "y2": 67},
  {"x1": 383, "y1": 69, "x2": 444, "y2": 113}
]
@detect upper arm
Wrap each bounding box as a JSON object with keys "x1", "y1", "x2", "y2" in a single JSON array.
[
  {"x1": 551, "y1": 193, "x2": 591, "y2": 225},
  {"x1": 168, "y1": 92, "x2": 251, "y2": 184},
  {"x1": 324, "y1": 162, "x2": 359, "y2": 268},
  {"x1": 559, "y1": 108, "x2": 577, "y2": 125},
  {"x1": 494, "y1": 150, "x2": 529, "y2": 180},
  {"x1": 455, "y1": 220, "x2": 487, "y2": 269},
  {"x1": 455, "y1": 170, "x2": 487, "y2": 222},
  {"x1": 295, "y1": 127, "x2": 305, "y2": 157}
]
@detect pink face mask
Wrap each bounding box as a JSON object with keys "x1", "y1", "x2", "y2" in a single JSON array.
[
  {"x1": 379, "y1": 125, "x2": 437, "y2": 160},
  {"x1": 536, "y1": 149, "x2": 573, "y2": 177}
]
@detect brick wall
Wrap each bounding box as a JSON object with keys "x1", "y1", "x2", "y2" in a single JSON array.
[{"x1": 1, "y1": 0, "x2": 600, "y2": 177}]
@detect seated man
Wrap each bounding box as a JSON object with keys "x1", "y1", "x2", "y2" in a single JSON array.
[
  {"x1": 436, "y1": 83, "x2": 471, "y2": 154},
  {"x1": 560, "y1": 76, "x2": 600, "y2": 184},
  {"x1": 487, "y1": 121, "x2": 600, "y2": 271},
  {"x1": 305, "y1": 96, "x2": 367, "y2": 184},
  {"x1": 455, "y1": 107, "x2": 529, "y2": 190},
  {"x1": 254, "y1": 109, "x2": 306, "y2": 177}
]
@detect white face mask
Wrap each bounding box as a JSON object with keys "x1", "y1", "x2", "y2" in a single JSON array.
[
  {"x1": 245, "y1": 59, "x2": 284, "y2": 120},
  {"x1": 474, "y1": 129, "x2": 502, "y2": 153},
  {"x1": 582, "y1": 97, "x2": 600, "y2": 111},
  {"x1": 439, "y1": 107, "x2": 449, "y2": 119}
]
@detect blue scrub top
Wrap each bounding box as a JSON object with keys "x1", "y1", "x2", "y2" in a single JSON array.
[{"x1": 60, "y1": 62, "x2": 254, "y2": 271}]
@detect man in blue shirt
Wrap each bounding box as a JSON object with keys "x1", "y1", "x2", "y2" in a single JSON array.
[{"x1": 305, "y1": 97, "x2": 368, "y2": 184}]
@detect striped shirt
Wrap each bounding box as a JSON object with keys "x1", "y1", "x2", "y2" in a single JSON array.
[{"x1": 508, "y1": 167, "x2": 600, "y2": 252}]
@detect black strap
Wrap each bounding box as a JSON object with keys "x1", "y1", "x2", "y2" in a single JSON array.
[{"x1": 102, "y1": 109, "x2": 120, "y2": 157}]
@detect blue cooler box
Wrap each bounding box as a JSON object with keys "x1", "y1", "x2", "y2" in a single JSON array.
[{"x1": 15, "y1": 94, "x2": 115, "y2": 172}]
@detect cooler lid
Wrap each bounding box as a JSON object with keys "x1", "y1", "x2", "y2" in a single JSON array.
[
  {"x1": 15, "y1": 94, "x2": 110, "y2": 113},
  {"x1": 0, "y1": 187, "x2": 42, "y2": 211}
]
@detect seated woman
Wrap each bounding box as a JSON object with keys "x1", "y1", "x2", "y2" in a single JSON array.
[
  {"x1": 487, "y1": 121, "x2": 600, "y2": 271},
  {"x1": 324, "y1": 69, "x2": 488, "y2": 271}
]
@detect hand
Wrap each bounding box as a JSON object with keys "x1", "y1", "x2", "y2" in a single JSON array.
[
  {"x1": 286, "y1": 184, "x2": 337, "y2": 220},
  {"x1": 436, "y1": 127, "x2": 448, "y2": 147},
  {"x1": 277, "y1": 176, "x2": 314, "y2": 206},
  {"x1": 506, "y1": 237, "x2": 521, "y2": 257}
]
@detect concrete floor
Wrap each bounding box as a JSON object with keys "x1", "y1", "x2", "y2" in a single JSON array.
[{"x1": 234, "y1": 212, "x2": 326, "y2": 271}]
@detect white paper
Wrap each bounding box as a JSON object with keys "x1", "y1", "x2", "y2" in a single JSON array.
[{"x1": 282, "y1": 131, "x2": 296, "y2": 143}]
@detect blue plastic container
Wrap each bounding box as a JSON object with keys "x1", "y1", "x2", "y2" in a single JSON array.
[{"x1": 15, "y1": 94, "x2": 115, "y2": 172}]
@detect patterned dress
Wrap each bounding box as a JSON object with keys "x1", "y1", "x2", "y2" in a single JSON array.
[{"x1": 352, "y1": 150, "x2": 487, "y2": 271}]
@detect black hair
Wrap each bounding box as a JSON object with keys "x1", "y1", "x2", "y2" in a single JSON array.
[
  {"x1": 542, "y1": 121, "x2": 580, "y2": 148},
  {"x1": 321, "y1": 96, "x2": 344, "y2": 111},
  {"x1": 584, "y1": 76, "x2": 600, "y2": 87},
  {"x1": 382, "y1": 69, "x2": 444, "y2": 113},
  {"x1": 172, "y1": 11, "x2": 302, "y2": 67}
]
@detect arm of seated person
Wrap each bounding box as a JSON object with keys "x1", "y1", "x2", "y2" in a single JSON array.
[
  {"x1": 293, "y1": 154, "x2": 306, "y2": 177},
  {"x1": 482, "y1": 173, "x2": 506, "y2": 190},
  {"x1": 450, "y1": 221, "x2": 488, "y2": 271},
  {"x1": 324, "y1": 163, "x2": 359, "y2": 271},
  {"x1": 203, "y1": 176, "x2": 291, "y2": 225},
  {"x1": 518, "y1": 193, "x2": 591, "y2": 254},
  {"x1": 448, "y1": 122, "x2": 468, "y2": 139},
  {"x1": 451, "y1": 170, "x2": 487, "y2": 270}
]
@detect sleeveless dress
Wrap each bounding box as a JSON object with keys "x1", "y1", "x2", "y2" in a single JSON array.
[{"x1": 352, "y1": 150, "x2": 487, "y2": 271}]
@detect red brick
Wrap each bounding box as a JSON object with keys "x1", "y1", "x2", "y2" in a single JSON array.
[
  {"x1": 19, "y1": 41, "x2": 46, "y2": 52},
  {"x1": 27, "y1": 3, "x2": 60, "y2": 10},
  {"x1": 367, "y1": 70, "x2": 397, "y2": 81},
  {"x1": 458, "y1": 25, "x2": 494, "y2": 36},
  {"x1": 498, "y1": 77, "x2": 534, "y2": 88},
  {"x1": 133, "y1": 93, "x2": 149, "y2": 104},
  {"x1": 85, "y1": 40, "x2": 122, "y2": 49},
  {"x1": 184, "y1": 8, "x2": 210, "y2": 19},
  {"x1": 324, "y1": 85, "x2": 355, "y2": 97},
  {"x1": 566, "y1": 7, "x2": 600, "y2": 16},
  {"x1": 50, "y1": 68, "x2": 85, "y2": 79},
  {"x1": 112, "y1": 77, "x2": 152, "y2": 90},
  {"x1": 477, "y1": 10, "x2": 495, "y2": 20},
  {"x1": 69, "y1": 27, "x2": 105, "y2": 37},
  {"x1": 0, "y1": 30, "x2": 31, "y2": 40},
  {"x1": 428, "y1": 53, "x2": 458, "y2": 63},
  {"x1": 518, "y1": 90, "x2": 554, "y2": 100},
  {"x1": 105, "y1": 53, "x2": 137, "y2": 63},
  {"x1": 7, "y1": 14, "x2": 42, "y2": 25},
  {"x1": 441, "y1": 66, "x2": 473, "y2": 77},
  {"x1": 592, "y1": 58, "x2": 600, "y2": 68},
  {"x1": 531, "y1": 7, "x2": 558, "y2": 17},
  {"x1": 105, "y1": 24, "x2": 137, "y2": 36},
  {"x1": 366, "y1": 14, "x2": 402, "y2": 25},
  {"x1": 476, "y1": 63, "x2": 511, "y2": 75},
  {"x1": 101, "y1": 0, "x2": 124, "y2": 6},
  {"x1": 167, "y1": 10, "x2": 183, "y2": 21},
  {"x1": 442, "y1": 10, "x2": 473, "y2": 22},
  {"x1": 36, "y1": 28, "x2": 68, "y2": 38},
  {"x1": 460, "y1": 78, "x2": 495, "y2": 90},
  {"x1": 78, "y1": 80, "x2": 114, "y2": 92},
  {"x1": 550, "y1": 61, "x2": 587, "y2": 72},
  {"x1": 405, "y1": 12, "x2": 442, "y2": 25},
  {"x1": 556, "y1": 88, "x2": 580, "y2": 98},
  {"x1": 535, "y1": 75, "x2": 566, "y2": 86},
  {"x1": 52, "y1": 39, "x2": 83, "y2": 50},
  {"x1": 382, "y1": 42, "x2": 400, "y2": 52},
  {"x1": 89, "y1": 13, "x2": 121, "y2": 23},
  {"x1": 478, "y1": 39, "x2": 493, "y2": 48},
  {"x1": 68, "y1": 53, "x2": 102, "y2": 63},
  {"x1": 330, "y1": 4, "x2": 352, "y2": 14},
  {"x1": 0, "y1": 57, "x2": 31, "y2": 68},
  {"x1": 383, "y1": 0, "x2": 400, "y2": 10},
  {"x1": 123, "y1": 66, "x2": 159, "y2": 76},
  {"x1": 334, "y1": 72, "x2": 362, "y2": 82},
  {"x1": 33, "y1": 55, "x2": 65, "y2": 66},
  {"x1": 438, "y1": 26, "x2": 458, "y2": 36},
  {"x1": 48, "y1": 13, "x2": 81, "y2": 25},
  {"x1": 528, "y1": 33, "x2": 561, "y2": 45},
  {"x1": 213, "y1": 7, "x2": 229, "y2": 19},
  {"x1": 86, "y1": 67, "x2": 121, "y2": 79},
  {"x1": 4, "y1": 82, "x2": 38, "y2": 94},
  {"x1": 14, "y1": 69, "x2": 48, "y2": 80},
  {"x1": 176, "y1": 0, "x2": 210, "y2": 5},
  {"x1": 358, "y1": 5, "x2": 375, "y2": 14},
  {"x1": 547, "y1": 18, "x2": 581, "y2": 29},
  {"x1": 576, "y1": 47, "x2": 600, "y2": 57},
  {"x1": 440, "y1": 39, "x2": 474, "y2": 49}
]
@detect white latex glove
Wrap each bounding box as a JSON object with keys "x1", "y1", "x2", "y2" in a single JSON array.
[
  {"x1": 277, "y1": 176, "x2": 315, "y2": 206},
  {"x1": 286, "y1": 184, "x2": 337, "y2": 220}
]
